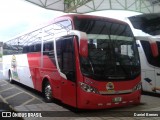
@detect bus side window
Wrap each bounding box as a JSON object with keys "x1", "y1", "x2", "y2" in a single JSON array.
[
  {"x1": 54, "y1": 20, "x2": 72, "y2": 35},
  {"x1": 44, "y1": 42, "x2": 54, "y2": 52},
  {"x1": 35, "y1": 44, "x2": 41, "y2": 52},
  {"x1": 22, "y1": 46, "x2": 29, "y2": 53},
  {"x1": 43, "y1": 42, "x2": 55, "y2": 64},
  {"x1": 29, "y1": 45, "x2": 34, "y2": 52},
  {"x1": 56, "y1": 36, "x2": 75, "y2": 82},
  {"x1": 141, "y1": 40, "x2": 160, "y2": 67}
]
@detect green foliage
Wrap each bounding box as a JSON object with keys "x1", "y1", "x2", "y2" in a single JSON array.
[{"x1": 0, "y1": 53, "x2": 2, "y2": 57}]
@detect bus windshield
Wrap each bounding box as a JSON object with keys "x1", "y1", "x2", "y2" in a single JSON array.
[
  {"x1": 75, "y1": 18, "x2": 140, "y2": 80},
  {"x1": 128, "y1": 13, "x2": 160, "y2": 36}
]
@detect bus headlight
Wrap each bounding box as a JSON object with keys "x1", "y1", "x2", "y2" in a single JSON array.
[
  {"x1": 79, "y1": 82, "x2": 99, "y2": 94},
  {"x1": 133, "y1": 82, "x2": 142, "y2": 92}
]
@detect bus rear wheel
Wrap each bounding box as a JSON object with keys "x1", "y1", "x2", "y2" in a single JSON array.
[
  {"x1": 8, "y1": 71, "x2": 14, "y2": 84},
  {"x1": 44, "y1": 82, "x2": 53, "y2": 103}
]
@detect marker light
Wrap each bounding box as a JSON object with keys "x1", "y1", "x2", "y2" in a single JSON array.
[{"x1": 133, "y1": 82, "x2": 142, "y2": 92}]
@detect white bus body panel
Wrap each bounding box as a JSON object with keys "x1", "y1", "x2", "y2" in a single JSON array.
[
  {"x1": 137, "y1": 38, "x2": 160, "y2": 93},
  {"x1": 3, "y1": 54, "x2": 34, "y2": 88}
]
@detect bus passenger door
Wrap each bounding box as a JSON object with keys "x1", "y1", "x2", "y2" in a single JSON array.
[
  {"x1": 56, "y1": 36, "x2": 77, "y2": 107},
  {"x1": 149, "y1": 40, "x2": 160, "y2": 93},
  {"x1": 155, "y1": 68, "x2": 160, "y2": 93},
  {"x1": 154, "y1": 41, "x2": 160, "y2": 93}
]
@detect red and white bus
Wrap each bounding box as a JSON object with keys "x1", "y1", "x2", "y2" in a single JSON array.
[{"x1": 2, "y1": 14, "x2": 141, "y2": 109}]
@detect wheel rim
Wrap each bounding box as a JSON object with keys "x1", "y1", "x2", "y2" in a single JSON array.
[{"x1": 45, "y1": 84, "x2": 52, "y2": 100}]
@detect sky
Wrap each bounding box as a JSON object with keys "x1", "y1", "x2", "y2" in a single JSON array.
[
  {"x1": 0, "y1": 0, "x2": 141, "y2": 42},
  {"x1": 0, "y1": 0, "x2": 65, "y2": 42}
]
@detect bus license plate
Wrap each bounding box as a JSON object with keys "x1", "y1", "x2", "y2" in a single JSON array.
[{"x1": 112, "y1": 97, "x2": 122, "y2": 103}]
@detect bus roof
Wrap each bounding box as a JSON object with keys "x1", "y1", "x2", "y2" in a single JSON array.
[
  {"x1": 54, "y1": 14, "x2": 128, "y2": 25},
  {"x1": 5, "y1": 14, "x2": 129, "y2": 43}
]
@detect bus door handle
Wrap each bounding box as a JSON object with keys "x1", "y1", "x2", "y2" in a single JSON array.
[{"x1": 157, "y1": 73, "x2": 160, "y2": 76}]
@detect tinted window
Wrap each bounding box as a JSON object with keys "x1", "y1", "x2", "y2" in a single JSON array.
[
  {"x1": 22, "y1": 46, "x2": 29, "y2": 53},
  {"x1": 54, "y1": 20, "x2": 72, "y2": 35},
  {"x1": 35, "y1": 44, "x2": 41, "y2": 52},
  {"x1": 75, "y1": 18, "x2": 132, "y2": 37},
  {"x1": 141, "y1": 40, "x2": 160, "y2": 67},
  {"x1": 29, "y1": 45, "x2": 34, "y2": 52},
  {"x1": 43, "y1": 42, "x2": 55, "y2": 64},
  {"x1": 3, "y1": 43, "x2": 22, "y2": 55},
  {"x1": 44, "y1": 42, "x2": 54, "y2": 51},
  {"x1": 75, "y1": 18, "x2": 140, "y2": 80},
  {"x1": 56, "y1": 36, "x2": 75, "y2": 81},
  {"x1": 129, "y1": 13, "x2": 160, "y2": 35}
]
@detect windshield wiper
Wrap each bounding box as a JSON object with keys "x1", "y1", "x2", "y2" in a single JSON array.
[{"x1": 88, "y1": 57, "x2": 95, "y2": 74}]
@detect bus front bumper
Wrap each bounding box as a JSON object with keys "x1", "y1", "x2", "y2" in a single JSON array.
[{"x1": 77, "y1": 90, "x2": 141, "y2": 109}]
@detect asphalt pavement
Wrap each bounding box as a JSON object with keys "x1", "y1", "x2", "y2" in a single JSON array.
[{"x1": 1, "y1": 78, "x2": 160, "y2": 120}]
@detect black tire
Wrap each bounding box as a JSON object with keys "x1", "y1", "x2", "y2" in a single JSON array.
[
  {"x1": 44, "y1": 82, "x2": 53, "y2": 103},
  {"x1": 8, "y1": 71, "x2": 14, "y2": 84}
]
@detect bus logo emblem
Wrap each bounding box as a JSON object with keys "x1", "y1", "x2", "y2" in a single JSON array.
[
  {"x1": 106, "y1": 82, "x2": 114, "y2": 91},
  {"x1": 11, "y1": 55, "x2": 19, "y2": 80}
]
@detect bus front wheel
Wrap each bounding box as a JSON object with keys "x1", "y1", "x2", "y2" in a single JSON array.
[{"x1": 44, "y1": 82, "x2": 53, "y2": 103}]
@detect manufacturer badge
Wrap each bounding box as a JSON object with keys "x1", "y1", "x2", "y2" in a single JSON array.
[{"x1": 106, "y1": 82, "x2": 114, "y2": 91}]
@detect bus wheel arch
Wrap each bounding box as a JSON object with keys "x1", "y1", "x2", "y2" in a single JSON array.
[
  {"x1": 141, "y1": 84, "x2": 144, "y2": 93},
  {"x1": 42, "y1": 78, "x2": 53, "y2": 103},
  {"x1": 8, "y1": 70, "x2": 14, "y2": 84}
]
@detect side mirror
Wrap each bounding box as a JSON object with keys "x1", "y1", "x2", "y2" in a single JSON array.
[
  {"x1": 135, "y1": 36, "x2": 159, "y2": 57},
  {"x1": 79, "y1": 39, "x2": 88, "y2": 57},
  {"x1": 149, "y1": 40, "x2": 159, "y2": 57}
]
